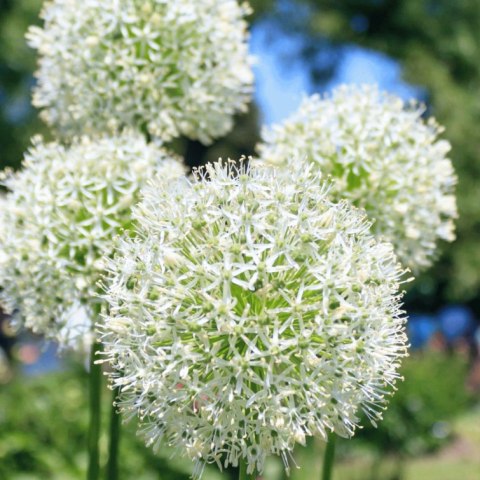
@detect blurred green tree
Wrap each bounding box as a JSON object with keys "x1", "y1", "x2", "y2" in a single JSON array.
[{"x1": 0, "y1": 0, "x2": 46, "y2": 171}]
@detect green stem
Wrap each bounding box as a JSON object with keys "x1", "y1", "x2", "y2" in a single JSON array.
[
  {"x1": 321, "y1": 434, "x2": 336, "y2": 480},
  {"x1": 87, "y1": 342, "x2": 102, "y2": 480},
  {"x1": 106, "y1": 386, "x2": 121, "y2": 480},
  {"x1": 239, "y1": 460, "x2": 256, "y2": 480}
]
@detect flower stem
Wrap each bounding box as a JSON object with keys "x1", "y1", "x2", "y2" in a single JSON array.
[
  {"x1": 239, "y1": 460, "x2": 256, "y2": 480},
  {"x1": 321, "y1": 434, "x2": 336, "y2": 480},
  {"x1": 87, "y1": 341, "x2": 102, "y2": 480},
  {"x1": 106, "y1": 386, "x2": 121, "y2": 480}
]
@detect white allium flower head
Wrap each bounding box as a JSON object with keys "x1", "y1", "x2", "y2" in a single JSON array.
[
  {"x1": 101, "y1": 160, "x2": 408, "y2": 476},
  {"x1": 257, "y1": 84, "x2": 457, "y2": 272},
  {"x1": 0, "y1": 132, "x2": 185, "y2": 350},
  {"x1": 27, "y1": 0, "x2": 253, "y2": 144}
]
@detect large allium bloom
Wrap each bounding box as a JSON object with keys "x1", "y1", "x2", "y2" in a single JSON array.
[
  {"x1": 257, "y1": 84, "x2": 457, "y2": 272},
  {"x1": 27, "y1": 0, "x2": 253, "y2": 144},
  {"x1": 101, "y1": 161, "x2": 408, "y2": 476},
  {"x1": 0, "y1": 132, "x2": 184, "y2": 350}
]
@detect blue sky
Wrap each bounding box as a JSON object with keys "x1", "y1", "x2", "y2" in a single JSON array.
[{"x1": 250, "y1": 21, "x2": 424, "y2": 125}]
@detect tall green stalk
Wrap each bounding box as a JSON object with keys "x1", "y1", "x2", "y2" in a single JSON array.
[
  {"x1": 239, "y1": 460, "x2": 256, "y2": 480},
  {"x1": 106, "y1": 386, "x2": 121, "y2": 480},
  {"x1": 321, "y1": 434, "x2": 336, "y2": 480},
  {"x1": 87, "y1": 341, "x2": 103, "y2": 480}
]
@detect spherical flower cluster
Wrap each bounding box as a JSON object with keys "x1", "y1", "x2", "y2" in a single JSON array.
[
  {"x1": 0, "y1": 132, "x2": 185, "y2": 350},
  {"x1": 101, "y1": 161, "x2": 408, "y2": 476},
  {"x1": 257, "y1": 84, "x2": 457, "y2": 272},
  {"x1": 27, "y1": 0, "x2": 253, "y2": 144}
]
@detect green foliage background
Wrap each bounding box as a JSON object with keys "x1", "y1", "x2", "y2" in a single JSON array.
[
  {"x1": 0, "y1": 0, "x2": 45, "y2": 171},
  {"x1": 357, "y1": 351, "x2": 473, "y2": 457},
  {"x1": 0, "y1": 352, "x2": 472, "y2": 479},
  {"x1": 0, "y1": 365, "x2": 226, "y2": 480}
]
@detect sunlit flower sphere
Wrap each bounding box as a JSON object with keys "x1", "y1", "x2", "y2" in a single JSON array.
[
  {"x1": 27, "y1": 0, "x2": 253, "y2": 144},
  {"x1": 257, "y1": 84, "x2": 457, "y2": 272},
  {"x1": 0, "y1": 132, "x2": 185, "y2": 350},
  {"x1": 101, "y1": 160, "x2": 408, "y2": 477}
]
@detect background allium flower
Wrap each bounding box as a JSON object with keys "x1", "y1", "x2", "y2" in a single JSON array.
[
  {"x1": 101, "y1": 161, "x2": 408, "y2": 476},
  {"x1": 0, "y1": 132, "x2": 185, "y2": 350},
  {"x1": 257, "y1": 84, "x2": 457, "y2": 272},
  {"x1": 28, "y1": 0, "x2": 253, "y2": 144}
]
